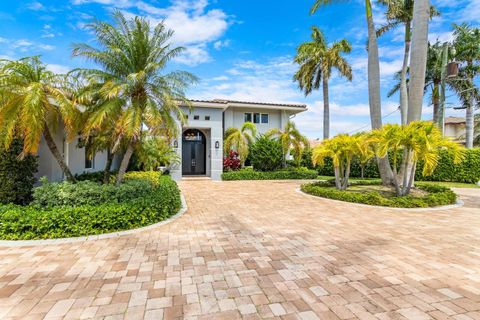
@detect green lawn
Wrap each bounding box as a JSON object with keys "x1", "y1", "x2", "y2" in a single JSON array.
[{"x1": 317, "y1": 176, "x2": 479, "y2": 189}]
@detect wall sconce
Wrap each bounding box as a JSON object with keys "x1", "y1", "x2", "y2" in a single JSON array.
[
  {"x1": 215, "y1": 141, "x2": 220, "y2": 149},
  {"x1": 173, "y1": 140, "x2": 178, "y2": 148}
]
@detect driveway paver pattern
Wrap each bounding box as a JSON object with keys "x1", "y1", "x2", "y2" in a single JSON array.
[{"x1": 0, "y1": 180, "x2": 479, "y2": 320}]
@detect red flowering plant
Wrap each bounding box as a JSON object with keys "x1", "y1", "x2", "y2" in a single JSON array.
[{"x1": 223, "y1": 150, "x2": 241, "y2": 171}]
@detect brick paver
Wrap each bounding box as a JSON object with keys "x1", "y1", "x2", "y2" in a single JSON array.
[{"x1": 0, "y1": 180, "x2": 479, "y2": 319}]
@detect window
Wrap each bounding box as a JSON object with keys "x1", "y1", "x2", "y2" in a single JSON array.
[
  {"x1": 244, "y1": 113, "x2": 252, "y2": 122},
  {"x1": 205, "y1": 115, "x2": 210, "y2": 121},
  {"x1": 253, "y1": 113, "x2": 260, "y2": 124},
  {"x1": 193, "y1": 115, "x2": 199, "y2": 120},
  {"x1": 261, "y1": 113, "x2": 269, "y2": 124},
  {"x1": 85, "y1": 149, "x2": 94, "y2": 169}
]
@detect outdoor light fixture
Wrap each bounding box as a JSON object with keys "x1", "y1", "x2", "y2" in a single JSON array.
[
  {"x1": 215, "y1": 141, "x2": 220, "y2": 149},
  {"x1": 173, "y1": 140, "x2": 178, "y2": 148},
  {"x1": 447, "y1": 62, "x2": 459, "y2": 77}
]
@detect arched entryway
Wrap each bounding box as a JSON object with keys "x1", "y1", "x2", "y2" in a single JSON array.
[{"x1": 182, "y1": 129, "x2": 206, "y2": 175}]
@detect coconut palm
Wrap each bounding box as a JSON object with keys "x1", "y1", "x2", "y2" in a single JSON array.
[
  {"x1": 266, "y1": 121, "x2": 308, "y2": 168},
  {"x1": 72, "y1": 11, "x2": 197, "y2": 185},
  {"x1": 406, "y1": 0, "x2": 430, "y2": 123},
  {"x1": 452, "y1": 23, "x2": 480, "y2": 149},
  {"x1": 293, "y1": 26, "x2": 352, "y2": 139},
  {"x1": 311, "y1": 0, "x2": 394, "y2": 185},
  {"x1": 371, "y1": 121, "x2": 465, "y2": 196},
  {"x1": 0, "y1": 56, "x2": 78, "y2": 181},
  {"x1": 224, "y1": 122, "x2": 257, "y2": 167},
  {"x1": 376, "y1": 0, "x2": 439, "y2": 125}
]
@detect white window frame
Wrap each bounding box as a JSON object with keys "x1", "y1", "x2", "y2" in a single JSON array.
[
  {"x1": 244, "y1": 112, "x2": 253, "y2": 123},
  {"x1": 261, "y1": 113, "x2": 269, "y2": 124}
]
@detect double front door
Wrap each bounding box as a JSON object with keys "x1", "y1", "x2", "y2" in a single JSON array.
[{"x1": 182, "y1": 129, "x2": 206, "y2": 175}]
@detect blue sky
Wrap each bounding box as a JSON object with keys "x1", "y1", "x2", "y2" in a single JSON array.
[{"x1": 0, "y1": 0, "x2": 478, "y2": 138}]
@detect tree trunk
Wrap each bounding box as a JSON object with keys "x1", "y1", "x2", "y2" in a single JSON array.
[
  {"x1": 465, "y1": 98, "x2": 474, "y2": 148},
  {"x1": 43, "y1": 125, "x2": 76, "y2": 182},
  {"x1": 103, "y1": 149, "x2": 114, "y2": 184},
  {"x1": 116, "y1": 141, "x2": 135, "y2": 186},
  {"x1": 322, "y1": 77, "x2": 330, "y2": 140},
  {"x1": 334, "y1": 166, "x2": 341, "y2": 190},
  {"x1": 432, "y1": 81, "x2": 440, "y2": 124},
  {"x1": 365, "y1": 0, "x2": 394, "y2": 185},
  {"x1": 407, "y1": 0, "x2": 430, "y2": 123},
  {"x1": 361, "y1": 165, "x2": 365, "y2": 179},
  {"x1": 400, "y1": 21, "x2": 411, "y2": 125}
]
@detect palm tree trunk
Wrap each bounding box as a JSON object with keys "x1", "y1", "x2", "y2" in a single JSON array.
[
  {"x1": 400, "y1": 21, "x2": 411, "y2": 125},
  {"x1": 365, "y1": 0, "x2": 394, "y2": 185},
  {"x1": 103, "y1": 149, "x2": 114, "y2": 184},
  {"x1": 432, "y1": 81, "x2": 440, "y2": 124},
  {"x1": 322, "y1": 77, "x2": 330, "y2": 139},
  {"x1": 43, "y1": 125, "x2": 76, "y2": 182},
  {"x1": 116, "y1": 141, "x2": 135, "y2": 186},
  {"x1": 407, "y1": 0, "x2": 430, "y2": 123},
  {"x1": 465, "y1": 99, "x2": 474, "y2": 148}
]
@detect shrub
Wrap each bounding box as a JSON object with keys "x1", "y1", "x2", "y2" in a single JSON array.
[
  {"x1": 301, "y1": 181, "x2": 457, "y2": 208},
  {"x1": 124, "y1": 171, "x2": 163, "y2": 186},
  {"x1": 75, "y1": 171, "x2": 117, "y2": 183},
  {"x1": 222, "y1": 167, "x2": 318, "y2": 180},
  {"x1": 0, "y1": 139, "x2": 38, "y2": 205},
  {"x1": 223, "y1": 150, "x2": 241, "y2": 171},
  {"x1": 0, "y1": 176, "x2": 181, "y2": 240},
  {"x1": 249, "y1": 135, "x2": 283, "y2": 171}
]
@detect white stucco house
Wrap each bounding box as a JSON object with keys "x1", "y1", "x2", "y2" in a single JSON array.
[{"x1": 36, "y1": 99, "x2": 307, "y2": 182}]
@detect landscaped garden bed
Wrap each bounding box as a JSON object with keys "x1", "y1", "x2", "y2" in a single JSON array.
[
  {"x1": 0, "y1": 172, "x2": 182, "y2": 240},
  {"x1": 222, "y1": 168, "x2": 318, "y2": 180},
  {"x1": 301, "y1": 180, "x2": 457, "y2": 208}
]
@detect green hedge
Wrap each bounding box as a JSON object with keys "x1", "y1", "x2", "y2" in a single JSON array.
[
  {"x1": 301, "y1": 181, "x2": 457, "y2": 208},
  {"x1": 316, "y1": 149, "x2": 480, "y2": 183},
  {"x1": 222, "y1": 168, "x2": 318, "y2": 180},
  {"x1": 0, "y1": 175, "x2": 181, "y2": 240},
  {"x1": 250, "y1": 135, "x2": 284, "y2": 171}
]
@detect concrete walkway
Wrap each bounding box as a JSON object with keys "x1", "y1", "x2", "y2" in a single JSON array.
[{"x1": 0, "y1": 180, "x2": 479, "y2": 319}]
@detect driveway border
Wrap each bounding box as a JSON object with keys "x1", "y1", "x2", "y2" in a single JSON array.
[{"x1": 0, "y1": 194, "x2": 188, "y2": 247}]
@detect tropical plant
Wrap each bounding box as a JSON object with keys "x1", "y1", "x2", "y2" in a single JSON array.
[
  {"x1": 311, "y1": 0, "x2": 394, "y2": 185},
  {"x1": 452, "y1": 23, "x2": 480, "y2": 149},
  {"x1": 0, "y1": 56, "x2": 78, "y2": 181},
  {"x1": 354, "y1": 133, "x2": 375, "y2": 178},
  {"x1": 266, "y1": 121, "x2": 308, "y2": 168},
  {"x1": 134, "y1": 137, "x2": 180, "y2": 171},
  {"x1": 72, "y1": 11, "x2": 197, "y2": 185},
  {"x1": 371, "y1": 121, "x2": 465, "y2": 196},
  {"x1": 376, "y1": 0, "x2": 439, "y2": 125},
  {"x1": 249, "y1": 135, "x2": 284, "y2": 171},
  {"x1": 294, "y1": 26, "x2": 352, "y2": 139},
  {"x1": 223, "y1": 150, "x2": 241, "y2": 171},
  {"x1": 224, "y1": 122, "x2": 257, "y2": 166},
  {"x1": 312, "y1": 134, "x2": 373, "y2": 190}
]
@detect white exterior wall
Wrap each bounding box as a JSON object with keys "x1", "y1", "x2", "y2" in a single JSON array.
[
  {"x1": 231, "y1": 107, "x2": 283, "y2": 135},
  {"x1": 444, "y1": 123, "x2": 466, "y2": 141},
  {"x1": 170, "y1": 106, "x2": 224, "y2": 181}
]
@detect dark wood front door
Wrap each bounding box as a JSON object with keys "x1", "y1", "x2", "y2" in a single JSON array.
[{"x1": 182, "y1": 129, "x2": 206, "y2": 175}]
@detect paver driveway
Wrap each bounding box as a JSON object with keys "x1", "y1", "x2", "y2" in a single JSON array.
[{"x1": 0, "y1": 180, "x2": 479, "y2": 320}]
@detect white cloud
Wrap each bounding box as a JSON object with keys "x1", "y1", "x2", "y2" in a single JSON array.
[
  {"x1": 46, "y1": 63, "x2": 71, "y2": 74},
  {"x1": 174, "y1": 44, "x2": 210, "y2": 66},
  {"x1": 213, "y1": 39, "x2": 230, "y2": 50},
  {"x1": 71, "y1": 0, "x2": 133, "y2": 7},
  {"x1": 26, "y1": 1, "x2": 45, "y2": 11}
]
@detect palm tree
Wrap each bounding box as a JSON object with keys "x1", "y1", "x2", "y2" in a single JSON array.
[
  {"x1": 406, "y1": 0, "x2": 430, "y2": 123},
  {"x1": 0, "y1": 56, "x2": 78, "y2": 181},
  {"x1": 372, "y1": 121, "x2": 465, "y2": 196},
  {"x1": 224, "y1": 122, "x2": 257, "y2": 167},
  {"x1": 311, "y1": 0, "x2": 394, "y2": 186},
  {"x1": 266, "y1": 121, "x2": 308, "y2": 168},
  {"x1": 72, "y1": 11, "x2": 197, "y2": 185},
  {"x1": 376, "y1": 0, "x2": 439, "y2": 125},
  {"x1": 294, "y1": 26, "x2": 352, "y2": 139},
  {"x1": 452, "y1": 23, "x2": 480, "y2": 149}
]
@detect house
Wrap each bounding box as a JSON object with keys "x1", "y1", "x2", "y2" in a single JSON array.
[
  {"x1": 36, "y1": 99, "x2": 307, "y2": 182},
  {"x1": 444, "y1": 116, "x2": 466, "y2": 144}
]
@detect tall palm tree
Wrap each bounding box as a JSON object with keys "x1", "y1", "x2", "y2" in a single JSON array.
[
  {"x1": 376, "y1": 0, "x2": 439, "y2": 125},
  {"x1": 452, "y1": 23, "x2": 480, "y2": 149},
  {"x1": 72, "y1": 11, "x2": 197, "y2": 185},
  {"x1": 311, "y1": 0, "x2": 394, "y2": 185},
  {"x1": 224, "y1": 122, "x2": 257, "y2": 167},
  {"x1": 406, "y1": 0, "x2": 430, "y2": 123},
  {"x1": 0, "y1": 56, "x2": 78, "y2": 181},
  {"x1": 294, "y1": 26, "x2": 352, "y2": 139},
  {"x1": 266, "y1": 121, "x2": 308, "y2": 168}
]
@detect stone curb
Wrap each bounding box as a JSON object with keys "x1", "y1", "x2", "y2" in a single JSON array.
[
  {"x1": 295, "y1": 188, "x2": 464, "y2": 212},
  {"x1": 0, "y1": 194, "x2": 188, "y2": 247}
]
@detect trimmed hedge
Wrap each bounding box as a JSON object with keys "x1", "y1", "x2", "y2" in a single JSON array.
[
  {"x1": 222, "y1": 168, "x2": 318, "y2": 180},
  {"x1": 0, "y1": 139, "x2": 38, "y2": 205},
  {"x1": 0, "y1": 175, "x2": 181, "y2": 240},
  {"x1": 301, "y1": 181, "x2": 457, "y2": 208},
  {"x1": 316, "y1": 148, "x2": 480, "y2": 183}
]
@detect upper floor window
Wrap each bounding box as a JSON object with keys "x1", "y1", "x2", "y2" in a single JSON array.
[
  {"x1": 261, "y1": 113, "x2": 269, "y2": 124},
  {"x1": 244, "y1": 113, "x2": 252, "y2": 122},
  {"x1": 253, "y1": 113, "x2": 260, "y2": 124},
  {"x1": 85, "y1": 150, "x2": 94, "y2": 169},
  {"x1": 193, "y1": 115, "x2": 200, "y2": 120}
]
